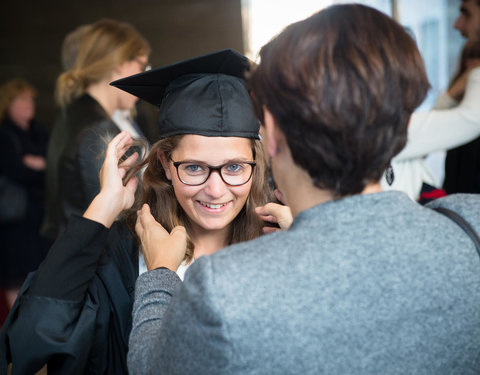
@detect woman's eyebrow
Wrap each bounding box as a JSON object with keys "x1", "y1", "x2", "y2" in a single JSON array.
[{"x1": 176, "y1": 156, "x2": 254, "y2": 164}]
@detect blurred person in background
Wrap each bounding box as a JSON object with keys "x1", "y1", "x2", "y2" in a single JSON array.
[
  {"x1": 381, "y1": 45, "x2": 480, "y2": 203},
  {"x1": 443, "y1": 42, "x2": 480, "y2": 194},
  {"x1": 454, "y1": 0, "x2": 480, "y2": 41},
  {"x1": 0, "y1": 79, "x2": 49, "y2": 309},
  {"x1": 40, "y1": 18, "x2": 150, "y2": 241},
  {"x1": 59, "y1": 22, "x2": 151, "y2": 143},
  {"x1": 381, "y1": 1, "x2": 480, "y2": 202}
]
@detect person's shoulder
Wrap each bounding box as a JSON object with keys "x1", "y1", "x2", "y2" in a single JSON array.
[
  {"x1": 426, "y1": 194, "x2": 480, "y2": 212},
  {"x1": 190, "y1": 230, "x2": 288, "y2": 283},
  {"x1": 98, "y1": 219, "x2": 138, "y2": 277},
  {"x1": 426, "y1": 194, "x2": 480, "y2": 228},
  {"x1": 225, "y1": 231, "x2": 284, "y2": 259},
  {"x1": 65, "y1": 95, "x2": 115, "y2": 131},
  {"x1": 108, "y1": 220, "x2": 136, "y2": 251}
]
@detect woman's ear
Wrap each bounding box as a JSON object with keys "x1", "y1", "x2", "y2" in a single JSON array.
[{"x1": 157, "y1": 150, "x2": 172, "y2": 180}]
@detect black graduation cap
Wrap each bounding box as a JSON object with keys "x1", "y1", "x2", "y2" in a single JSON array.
[{"x1": 110, "y1": 49, "x2": 260, "y2": 139}]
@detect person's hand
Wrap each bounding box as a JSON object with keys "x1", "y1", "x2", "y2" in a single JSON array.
[
  {"x1": 22, "y1": 154, "x2": 46, "y2": 171},
  {"x1": 135, "y1": 204, "x2": 187, "y2": 272},
  {"x1": 448, "y1": 60, "x2": 480, "y2": 101},
  {"x1": 465, "y1": 57, "x2": 480, "y2": 71},
  {"x1": 448, "y1": 71, "x2": 468, "y2": 101},
  {"x1": 256, "y1": 189, "x2": 293, "y2": 234},
  {"x1": 83, "y1": 131, "x2": 139, "y2": 228}
]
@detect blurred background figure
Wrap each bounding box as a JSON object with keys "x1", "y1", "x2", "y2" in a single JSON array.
[
  {"x1": 382, "y1": 46, "x2": 480, "y2": 204},
  {"x1": 0, "y1": 79, "x2": 49, "y2": 309},
  {"x1": 60, "y1": 23, "x2": 150, "y2": 142},
  {"x1": 454, "y1": 0, "x2": 480, "y2": 42},
  {"x1": 443, "y1": 41, "x2": 480, "y2": 194},
  {"x1": 60, "y1": 24, "x2": 93, "y2": 72},
  {"x1": 41, "y1": 19, "x2": 150, "y2": 241}
]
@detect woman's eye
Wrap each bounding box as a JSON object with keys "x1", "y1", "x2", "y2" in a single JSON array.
[
  {"x1": 184, "y1": 164, "x2": 205, "y2": 174},
  {"x1": 225, "y1": 163, "x2": 244, "y2": 173}
]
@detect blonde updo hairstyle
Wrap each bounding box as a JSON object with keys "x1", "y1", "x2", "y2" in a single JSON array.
[{"x1": 56, "y1": 18, "x2": 150, "y2": 107}]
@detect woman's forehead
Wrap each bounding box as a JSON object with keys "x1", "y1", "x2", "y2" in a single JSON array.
[{"x1": 172, "y1": 134, "x2": 253, "y2": 161}]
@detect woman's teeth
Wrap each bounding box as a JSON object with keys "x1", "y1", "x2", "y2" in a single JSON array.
[{"x1": 200, "y1": 202, "x2": 226, "y2": 209}]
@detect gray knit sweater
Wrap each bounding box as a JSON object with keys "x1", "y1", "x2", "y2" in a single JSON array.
[{"x1": 129, "y1": 191, "x2": 480, "y2": 374}]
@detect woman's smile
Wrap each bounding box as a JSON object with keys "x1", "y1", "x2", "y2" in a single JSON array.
[{"x1": 197, "y1": 200, "x2": 232, "y2": 212}]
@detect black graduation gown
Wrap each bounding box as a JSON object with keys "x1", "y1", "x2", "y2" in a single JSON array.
[{"x1": 0, "y1": 215, "x2": 139, "y2": 375}]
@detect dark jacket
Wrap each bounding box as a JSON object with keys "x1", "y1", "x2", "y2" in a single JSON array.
[
  {"x1": 443, "y1": 135, "x2": 480, "y2": 194},
  {"x1": 41, "y1": 94, "x2": 120, "y2": 240},
  {"x1": 0, "y1": 118, "x2": 50, "y2": 288},
  {"x1": 0, "y1": 216, "x2": 139, "y2": 374}
]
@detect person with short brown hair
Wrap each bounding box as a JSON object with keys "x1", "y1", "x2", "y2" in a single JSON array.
[{"x1": 127, "y1": 5, "x2": 480, "y2": 374}]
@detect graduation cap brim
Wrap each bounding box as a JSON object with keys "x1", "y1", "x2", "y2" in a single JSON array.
[{"x1": 110, "y1": 48, "x2": 251, "y2": 107}]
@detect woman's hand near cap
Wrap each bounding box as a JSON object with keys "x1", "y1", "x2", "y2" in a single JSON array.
[
  {"x1": 83, "y1": 131, "x2": 139, "y2": 228},
  {"x1": 136, "y1": 204, "x2": 187, "y2": 272}
]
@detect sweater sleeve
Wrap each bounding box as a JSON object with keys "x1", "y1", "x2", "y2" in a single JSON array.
[
  {"x1": 128, "y1": 258, "x2": 233, "y2": 375},
  {"x1": 27, "y1": 215, "x2": 109, "y2": 301},
  {"x1": 395, "y1": 67, "x2": 480, "y2": 161}
]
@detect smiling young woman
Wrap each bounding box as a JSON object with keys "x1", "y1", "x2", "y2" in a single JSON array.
[
  {"x1": 0, "y1": 49, "x2": 281, "y2": 374},
  {"x1": 130, "y1": 130, "x2": 269, "y2": 261}
]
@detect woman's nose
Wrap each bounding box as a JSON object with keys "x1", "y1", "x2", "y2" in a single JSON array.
[{"x1": 202, "y1": 170, "x2": 227, "y2": 198}]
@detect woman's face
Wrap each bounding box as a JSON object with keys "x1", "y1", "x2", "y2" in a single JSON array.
[
  {"x1": 9, "y1": 91, "x2": 35, "y2": 126},
  {"x1": 163, "y1": 135, "x2": 254, "y2": 235},
  {"x1": 114, "y1": 54, "x2": 149, "y2": 110}
]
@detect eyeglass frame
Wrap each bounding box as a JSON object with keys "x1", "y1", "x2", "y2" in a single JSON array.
[
  {"x1": 171, "y1": 160, "x2": 257, "y2": 186},
  {"x1": 131, "y1": 57, "x2": 151, "y2": 72}
]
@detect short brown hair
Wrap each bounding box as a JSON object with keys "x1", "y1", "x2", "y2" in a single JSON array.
[
  {"x1": 0, "y1": 78, "x2": 36, "y2": 123},
  {"x1": 249, "y1": 4, "x2": 429, "y2": 197}
]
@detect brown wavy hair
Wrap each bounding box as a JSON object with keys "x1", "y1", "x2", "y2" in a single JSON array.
[
  {"x1": 56, "y1": 18, "x2": 150, "y2": 107},
  {"x1": 125, "y1": 136, "x2": 272, "y2": 263}
]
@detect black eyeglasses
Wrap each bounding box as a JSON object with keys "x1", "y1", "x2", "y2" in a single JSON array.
[
  {"x1": 171, "y1": 160, "x2": 256, "y2": 186},
  {"x1": 132, "y1": 57, "x2": 151, "y2": 72}
]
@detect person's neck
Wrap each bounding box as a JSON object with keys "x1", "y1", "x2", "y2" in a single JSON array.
[
  {"x1": 191, "y1": 225, "x2": 231, "y2": 259},
  {"x1": 86, "y1": 81, "x2": 116, "y2": 117},
  {"x1": 277, "y1": 161, "x2": 382, "y2": 219}
]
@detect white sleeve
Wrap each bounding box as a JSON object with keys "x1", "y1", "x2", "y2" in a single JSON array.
[
  {"x1": 395, "y1": 67, "x2": 480, "y2": 161},
  {"x1": 432, "y1": 91, "x2": 458, "y2": 110}
]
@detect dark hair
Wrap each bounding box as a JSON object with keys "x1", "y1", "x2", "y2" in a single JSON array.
[{"x1": 248, "y1": 4, "x2": 429, "y2": 197}]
